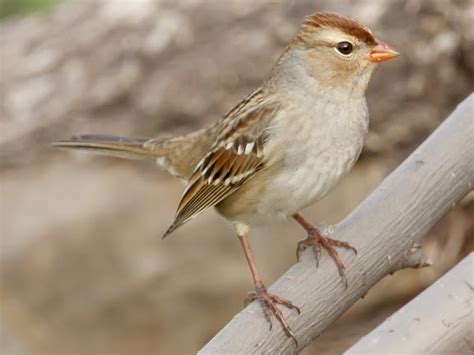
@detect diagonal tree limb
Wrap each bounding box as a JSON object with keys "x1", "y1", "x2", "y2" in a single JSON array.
[
  {"x1": 346, "y1": 252, "x2": 474, "y2": 354},
  {"x1": 199, "y1": 93, "x2": 474, "y2": 354}
]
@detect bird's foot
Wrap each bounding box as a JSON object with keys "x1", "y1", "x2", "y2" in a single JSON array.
[
  {"x1": 296, "y1": 225, "x2": 357, "y2": 288},
  {"x1": 245, "y1": 282, "x2": 300, "y2": 345}
]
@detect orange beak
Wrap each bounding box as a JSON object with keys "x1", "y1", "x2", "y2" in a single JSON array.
[{"x1": 367, "y1": 40, "x2": 399, "y2": 63}]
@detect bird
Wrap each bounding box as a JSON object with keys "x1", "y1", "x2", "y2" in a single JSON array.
[{"x1": 54, "y1": 11, "x2": 399, "y2": 344}]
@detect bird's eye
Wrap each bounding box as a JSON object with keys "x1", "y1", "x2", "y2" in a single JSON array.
[{"x1": 336, "y1": 41, "x2": 354, "y2": 56}]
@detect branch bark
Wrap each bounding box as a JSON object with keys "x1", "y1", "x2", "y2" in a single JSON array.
[
  {"x1": 199, "y1": 94, "x2": 474, "y2": 354},
  {"x1": 345, "y1": 252, "x2": 474, "y2": 354}
]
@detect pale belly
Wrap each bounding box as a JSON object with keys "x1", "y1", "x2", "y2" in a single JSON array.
[{"x1": 258, "y1": 142, "x2": 363, "y2": 219}]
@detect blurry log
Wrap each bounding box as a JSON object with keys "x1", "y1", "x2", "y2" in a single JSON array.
[
  {"x1": 346, "y1": 252, "x2": 474, "y2": 354},
  {"x1": 199, "y1": 94, "x2": 474, "y2": 354}
]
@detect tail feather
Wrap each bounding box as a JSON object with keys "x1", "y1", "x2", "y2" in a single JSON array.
[
  {"x1": 54, "y1": 130, "x2": 218, "y2": 238},
  {"x1": 52, "y1": 134, "x2": 162, "y2": 160},
  {"x1": 54, "y1": 129, "x2": 213, "y2": 187}
]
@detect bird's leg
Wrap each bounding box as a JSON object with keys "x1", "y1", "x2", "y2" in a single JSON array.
[
  {"x1": 238, "y1": 232, "x2": 300, "y2": 345},
  {"x1": 292, "y1": 213, "x2": 357, "y2": 287}
]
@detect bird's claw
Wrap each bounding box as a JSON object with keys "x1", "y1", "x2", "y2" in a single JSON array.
[
  {"x1": 244, "y1": 283, "x2": 300, "y2": 345},
  {"x1": 296, "y1": 227, "x2": 356, "y2": 287}
]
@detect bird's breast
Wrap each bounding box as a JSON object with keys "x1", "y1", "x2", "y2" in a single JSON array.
[{"x1": 260, "y1": 97, "x2": 369, "y2": 217}]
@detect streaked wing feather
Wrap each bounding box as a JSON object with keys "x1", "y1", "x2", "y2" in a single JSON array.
[
  {"x1": 163, "y1": 88, "x2": 278, "y2": 237},
  {"x1": 163, "y1": 137, "x2": 265, "y2": 237},
  {"x1": 178, "y1": 183, "x2": 230, "y2": 222}
]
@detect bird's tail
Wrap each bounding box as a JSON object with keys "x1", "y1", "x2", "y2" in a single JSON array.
[
  {"x1": 55, "y1": 131, "x2": 217, "y2": 237},
  {"x1": 53, "y1": 130, "x2": 211, "y2": 180},
  {"x1": 52, "y1": 134, "x2": 163, "y2": 160}
]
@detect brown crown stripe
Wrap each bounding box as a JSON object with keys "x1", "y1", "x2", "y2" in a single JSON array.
[{"x1": 303, "y1": 12, "x2": 376, "y2": 46}]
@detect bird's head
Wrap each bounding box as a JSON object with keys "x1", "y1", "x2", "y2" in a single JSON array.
[{"x1": 285, "y1": 12, "x2": 399, "y2": 96}]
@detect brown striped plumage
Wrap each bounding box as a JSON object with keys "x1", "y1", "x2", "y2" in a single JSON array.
[{"x1": 163, "y1": 88, "x2": 275, "y2": 237}]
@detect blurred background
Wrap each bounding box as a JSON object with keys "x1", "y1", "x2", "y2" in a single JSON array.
[{"x1": 1, "y1": 0, "x2": 473, "y2": 354}]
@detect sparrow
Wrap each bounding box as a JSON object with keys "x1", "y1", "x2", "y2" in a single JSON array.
[{"x1": 54, "y1": 12, "x2": 399, "y2": 344}]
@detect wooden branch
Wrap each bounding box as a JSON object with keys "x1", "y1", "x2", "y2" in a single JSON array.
[
  {"x1": 346, "y1": 252, "x2": 474, "y2": 354},
  {"x1": 199, "y1": 93, "x2": 474, "y2": 354}
]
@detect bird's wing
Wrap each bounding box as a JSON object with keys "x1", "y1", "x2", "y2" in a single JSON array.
[{"x1": 163, "y1": 88, "x2": 279, "y2": 237}]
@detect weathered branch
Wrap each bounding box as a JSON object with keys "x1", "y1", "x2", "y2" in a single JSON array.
[
  {"x1": 199, "y1": 94, "x2": 474, "y2": 354},
  {"x1": 346, "y1": 252, "x2": 474, "y2": 354}
]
